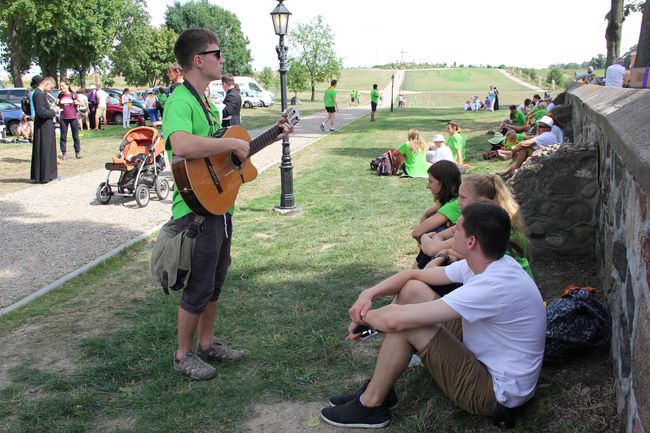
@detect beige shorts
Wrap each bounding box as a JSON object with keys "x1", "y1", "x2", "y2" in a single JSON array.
[
  {"x1": 96, "y1": 107, "x2": 107, "y2": 117},
  {"x1": 419, "y1": 318, "x2": 498, "y2": 416}
]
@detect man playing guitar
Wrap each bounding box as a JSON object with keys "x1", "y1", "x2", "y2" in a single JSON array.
[{"x1": 164, "y1": 28, "x2": 293, "y2": 380}]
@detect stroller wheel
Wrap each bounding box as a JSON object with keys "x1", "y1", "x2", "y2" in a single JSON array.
[
  {"x1": 96, "y1": 182, "x2": 112, "y2": 204},
  {"x1": 135, "y1": 184, "x2": 150, "y2": 208},
  {"x1": 155, "y1": 178, "x2": 170, "y2": 200}
]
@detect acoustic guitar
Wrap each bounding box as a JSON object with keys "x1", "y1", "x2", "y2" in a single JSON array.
[{"x1": 172, "y1": 109, "x2": 301, "y2": 216}]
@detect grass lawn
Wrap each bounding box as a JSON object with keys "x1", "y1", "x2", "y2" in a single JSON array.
[{"x1": 0, "y1": 107, "x2": 616, "y2": 432}]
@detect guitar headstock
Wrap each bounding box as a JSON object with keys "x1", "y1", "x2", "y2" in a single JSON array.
[{"x1": 283, "y1": 108, "x2": 301, "y2": 126}]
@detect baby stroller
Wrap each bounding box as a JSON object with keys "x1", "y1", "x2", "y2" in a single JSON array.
[{"x1": 96, "y1": 126, "x2": 170, "y2": 207}]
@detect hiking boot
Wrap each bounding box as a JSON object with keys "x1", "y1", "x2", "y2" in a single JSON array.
[
  {"x1": 75, "y1": 153, "x2": 81, "y2": 159},
  {"x1": 173, "y1": 351, "x2": 217, "y2": 381},
  {"x1": 197, "y1": 337, "x2": 244, "y2": 362},
  {"x1": 321, "y1": 395, "x2": 391, "y2": 428},
  {"x1": 328, "y1": 380, "x2": 398, "y2": 410},
  {"x1": 319, "y1": 123, "x2": 325, "y2": 132}
]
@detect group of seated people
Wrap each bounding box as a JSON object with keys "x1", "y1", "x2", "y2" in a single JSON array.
[
  {"x1": 320, "y1": 161, "x2": 544, "y2": 429},
  {"x1": 390, "y1": 121, "x2": 470, "y2": 178},
  {"x1": 464, "y1": 95, "x2": 491, "y2": 111},
  {"x1": 483, "y1": 93, "x2": 562, "y2": 178}
]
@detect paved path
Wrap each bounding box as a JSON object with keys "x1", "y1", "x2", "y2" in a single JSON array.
[
  {"x1": 497, "y1": 69, "x2": 544, "y2": 91},
  {"x1": 0, "y1": 76, "x2": 400, "y2": 312}
]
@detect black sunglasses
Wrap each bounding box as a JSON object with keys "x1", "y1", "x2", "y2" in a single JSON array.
[{"x1": 198, "y1": 49, "x2": 221, "y2": 59}]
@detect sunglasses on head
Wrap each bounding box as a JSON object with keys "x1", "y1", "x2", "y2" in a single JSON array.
[{"x1": 198, "y1": 49, "x2": 221, "y2": 59}]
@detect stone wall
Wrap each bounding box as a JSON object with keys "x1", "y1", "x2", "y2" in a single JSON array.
[{"x1": 563, "y1": 85, "x2": 650, "y2": 433}]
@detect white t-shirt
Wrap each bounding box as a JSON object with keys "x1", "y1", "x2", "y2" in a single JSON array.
[
  {"x1": 605, "y1": 64, "x2": 626, "y2": 88},
  {"x1": 426, "y1": 144, "x2": 454, "y2": 164},
  {"x1": 442, "y1": 256, "x2": 546, "y2": 408},
  {"x1": 532, "y1": 131, "x2": 558, "y2": 149},
  {"x1": 97, "y1": 89, "x2": 109, "y2": 108}
]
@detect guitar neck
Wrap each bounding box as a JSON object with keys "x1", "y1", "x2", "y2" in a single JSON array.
[{"x1": 249, "y1": 124, "x2": 283, "y2": 157}]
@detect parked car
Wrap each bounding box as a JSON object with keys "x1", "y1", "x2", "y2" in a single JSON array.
[
  {"x1": 240, "y1": 89, "x2": 264, "y2": 109},
  {"x1": 0, "y1": 88, "x2": 27, "y2": 106},
  {"x1": 105, "y1": 96, "x2": 145, "y2": 126},
  {"x1": 103, "y1": 88, "x2": 149, "y2": 121},
  {"x1": 0, "y1": 99, "x2": 25, "y2": 136}
]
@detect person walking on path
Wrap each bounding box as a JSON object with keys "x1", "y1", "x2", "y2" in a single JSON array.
[
  {"x1": 121, "y1": 88, "x2": 131, "y2": 129},
  {"x1": 31, "y1": 76, "x2": 60, "y2": 183},
  {"x1": 221, "y1": 73, "x2": 242, "y2": 127},
  {"x1": 56, "y1": 81, "x2": 82, "y2": 159},
  {"x1": 76, "y1": 89, "x2": 90, "y2": 131},
  {"x1": 145, "y1": 90, "x2": 159, "y2": 125},
  {"x1": 320, "y1": 79, "x2": 338, "y2": 132},
  {"x1": 370, "y1": 84, "x2": 380, "y2": 121},
  {"x1": 161, "y1": 28, "x2": 294, "y2": 381}
]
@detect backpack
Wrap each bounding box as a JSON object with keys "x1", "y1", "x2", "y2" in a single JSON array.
[
  {"x1": 21, "y1": 96, "x2": 31, "y2": 116},
  {"x1": 544, "y1": 286, "x2": 610, "y2": 365},
  {"x1": 370, "y1": 150, "x2": 397, "y2": 176}
]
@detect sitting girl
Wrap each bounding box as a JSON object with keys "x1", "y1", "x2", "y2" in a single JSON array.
[
  {"x1": 420, "y1": 174, "x2": 533, "y2": 284},
  {"x1": 16, "y1": 114, "x2": 32, "y2": 142},
  {"x1": 412, "y1": 160, "x2": 462, "y2": 268},
  {"x1": 391, "y1": 128, "x2": 429, "y2": 177}
]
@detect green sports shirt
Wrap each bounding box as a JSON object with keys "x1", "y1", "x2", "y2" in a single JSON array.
[
  {"x1": 324, "y1": 87, "x2": 337, "y2": 107},
  {"x1": 370, "y1": 89, "x2": 379, "y2": 104},
  {"x1": 162, "y1": 85, "x2": 224, "y2": 219}
]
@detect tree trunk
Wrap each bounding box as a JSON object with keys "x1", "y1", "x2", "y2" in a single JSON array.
[
  {"x1": 605, "y1": 0, "x2": 624, "y2": 68},
  {"x1": 635, "y1": 3, "x2": 650, "y2": 68},
  {"x1": 7, "y1": 17, "x2": 24, "y2": 88},
  {"x1": 79, "y1": 69, "x2": 87, "y2": 89},
  {"x1": 310, "y1": 84, "x2": 315, "y2": 102}
]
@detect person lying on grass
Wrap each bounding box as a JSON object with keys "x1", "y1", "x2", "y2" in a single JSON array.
[
  {"x1": 411, "y1": 161, "x2": 461, "y2": 269},
  {"x1": 320, "y1": 201, "x2": 546, "y2": 429}
]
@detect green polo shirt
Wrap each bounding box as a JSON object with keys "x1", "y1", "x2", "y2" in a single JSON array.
[
  {"x1": 447, "y1": 133, "x2": 466, "y2": 163},
  {"x1": 162, "y1": 85, "x2": 224, "y2": 219},
  {"x1": 324, "y1": 87, "x2": 336, "y2": 108},
  {"x1": 514, "y1": 110, "x2": 525, "y2": 126},
  {"x1": 370, "y1": 89, "x2": 379, "y2": 104}
]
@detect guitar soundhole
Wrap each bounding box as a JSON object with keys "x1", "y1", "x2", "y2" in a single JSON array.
[{"x1": 230, "y1": 154, "x2": 242, "y2": 167}]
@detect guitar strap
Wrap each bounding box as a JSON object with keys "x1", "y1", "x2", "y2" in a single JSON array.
[{"x1": 182, "y1": 80, "x2": 219, "y2": 135}]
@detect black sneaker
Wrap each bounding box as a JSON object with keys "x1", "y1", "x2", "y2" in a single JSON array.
[
  {"x1": 329, "y1": 380, "x2": 398, "y2": 410},
  {"x1": 321, "y1": 395, "x2": 390, "y2": 428},
  {"x1": 319, "y1": 123, "x2": 325, "y2": 132}
]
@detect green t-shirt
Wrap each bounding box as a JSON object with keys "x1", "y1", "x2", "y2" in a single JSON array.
[
  {"x1": 507, "y1": 229, "x2": 534, "y2": 279},
  {"x1": 398, "y1": 142, "x2": 429, "y2": 177},
  {"x1": 534, "y1": 109, "x2": 547, "y2": 122},
  {"x1": 438, "y1": 197, "x2": 461, "y2": 224},
  {"x1": 355, "y1": 90, "x2": 360, "y2": 101},
  {"x1": 158, "y1": 93, "x2": 168, "y2": 107},
  {"x1": 324, "y1": 87, "x2": 336, "y2": 107},
  {"x1": 447, "y1": 133, "x2": 466, "y2": 163},
  {"x1": 370, "y1": 89, "x2": 379, "y2": 104},
  {"x1": 514, "y1": 110, "x2": 525, "y2": 126},
  {"x1": 162, "y1": 85, "x2": 223, "y2": 219}
]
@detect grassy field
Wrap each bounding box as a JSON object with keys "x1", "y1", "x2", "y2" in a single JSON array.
[
  {"x1": 0, "y1": 107, "x2": 616, "y2": 432},
  {"x1": 399, "y1": 69, "x2": 538, "y2": 109}
]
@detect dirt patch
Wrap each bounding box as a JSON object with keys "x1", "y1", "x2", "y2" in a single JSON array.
[
  {"x1": 241, "y1": 402, "x2": 360, "y2": 433},
  {"x1": 90, "y1": 415, "x2": 136, "y2": 432}
]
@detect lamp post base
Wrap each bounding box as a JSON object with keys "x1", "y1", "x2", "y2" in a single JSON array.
[{"x1": 273, "y1": 204, "x2": 302, "y2": 216}]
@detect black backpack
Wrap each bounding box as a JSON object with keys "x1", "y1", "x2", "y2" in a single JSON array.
[
  {"x1": 21, "y1": 95, "x2": 31, "y2": 116},
  {"x1": 370, "y1": 150, "x2": 397, "y2": 176}
]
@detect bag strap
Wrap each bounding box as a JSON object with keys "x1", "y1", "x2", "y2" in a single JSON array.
[
  {"x1": 186, "y1": 215, "x2": 205, "y2": 239},
  {"x1": 182, "y1": 79, "x2": 218, "y2": 133}
]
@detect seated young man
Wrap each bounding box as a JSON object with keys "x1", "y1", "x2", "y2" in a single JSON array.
[
  {"x1": 320, "y1": 202, "x2": 546, "y2": 428},
  {"x1": 496, "y1": 105, "x2": 528, "y2": 134},
  {"x1": 497, "y1": 116, "x2": 558, "y2": 178}
]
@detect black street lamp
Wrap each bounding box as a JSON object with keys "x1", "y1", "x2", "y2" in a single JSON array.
[
  {"x1": 271, "y1": 0, "x2": 299, "y2": 214},
  {"x1": 390, "y1": 74, "x2": 395, "y2": 112}
]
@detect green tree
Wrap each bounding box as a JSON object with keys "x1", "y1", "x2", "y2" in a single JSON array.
[
  {"x1": 112, "y1": 26, "x2": 177, "y2": 87},
  {"x1": 287, "y1": 60, "x2": 309, "y2": 98},
  {"x1": 0, "y1": 0, "x2": 36, "y2": 87},
  {"x1": 164, "y1": 0, "x2": 253, "y2": 75},
  {"x1": 288, "y1": 15, "x2": 342, "y2": 101},
  {"x1": 257, "y1": 67, "x2": 278, "y2": 90},
  {"x1": 546, "y1": 68, "x2": 565, "y2": 87}
]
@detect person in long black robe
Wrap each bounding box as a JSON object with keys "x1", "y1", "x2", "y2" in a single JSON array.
[{"x1": 30, "y1": 78, "x2": 59, "y2": 183}]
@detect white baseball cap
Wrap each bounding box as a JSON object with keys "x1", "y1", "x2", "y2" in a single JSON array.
[{"x1": 431, "y1": 134, "x2": 445, "y2": 142}]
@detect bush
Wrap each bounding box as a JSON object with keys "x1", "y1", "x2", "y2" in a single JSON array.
[{"x1": 546, "y1": 68, "x2": 565, "y2": 87}]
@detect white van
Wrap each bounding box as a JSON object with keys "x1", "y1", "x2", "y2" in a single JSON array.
[{"x1": 209, "y1": 77, "x2": 275, "y2": 107}]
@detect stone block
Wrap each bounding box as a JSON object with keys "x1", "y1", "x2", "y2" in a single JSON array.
[
  {"x1": 626, "y1": 271, "x2": 635, "y2": 334},
  {"x1": 565, "y1": 202, "x2": 593, "y2": 223},
  {"x1": 528, "y1": 221, "x2": 546, "y2": 236},
  {"x1": 546, "y1": 234, "x2": 566, "y2": 248},
  {"x1": 643, "y1": 236, "x2": 650, "y2": 289},
  {"x1": 633, "y1": 297, "x2": 650, "y2": 430},
  {"x1": 613, "y1": 239, "x2": 629, "y2": 280},
  {"x1": 540, "y1": 202, "x2": 563, "y2": 218},
  {"x1": 580, "y1": 182, "x2": 598, "y2": 199},
  {"x1": 619, "y1": 312, "x2": 632, "y2": 378},
  {"x1": 574, "y1": 224, "x2": 594, "y2": 243}
]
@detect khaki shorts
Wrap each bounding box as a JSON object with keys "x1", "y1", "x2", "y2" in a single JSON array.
[
  {"x1": 96, "y1": 107, "x2": 107, "y2": 117},
  {"x1": 419, "y1": 318, "x2": 498, "y2": 416}
]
